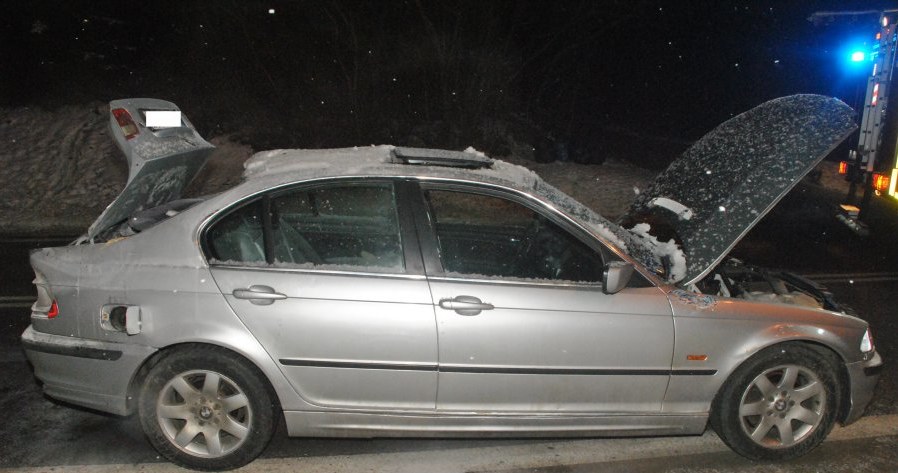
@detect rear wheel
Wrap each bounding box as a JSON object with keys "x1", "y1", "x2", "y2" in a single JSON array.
[
  {"x1": 711, "y1": 343, "x2": 839, "y2": 460},
  {"x1": 138, "y1": 347, "x2": 277, "y2": 471}
]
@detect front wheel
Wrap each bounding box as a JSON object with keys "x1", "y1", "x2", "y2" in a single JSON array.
[
  {"x1": 711, "y1": 343, "x2": 840, "y2": 461},
  {"x1": 138, "y1": 346, "x2": 277, "y2": 471}
]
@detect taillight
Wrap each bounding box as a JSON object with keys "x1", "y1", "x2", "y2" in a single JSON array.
[
  {"x1": 47, "y1": 300, "x2": 59, "y2": 319},
  {"x1": 873, "y1": 172, "x2": 890, "y2": 193},
  {"x1": 112, "y1": 108, "x2": 139, "y2": 140}
]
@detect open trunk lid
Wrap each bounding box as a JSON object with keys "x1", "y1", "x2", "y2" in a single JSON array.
[
  {"x1": 86, "y1": 98, "x2": 214, "y2": 240},
  {"x1": 621, "y1": 95, "x2": 856, "y2": 286}
]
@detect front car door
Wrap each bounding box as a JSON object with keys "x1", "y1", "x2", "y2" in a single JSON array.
[
  {"x1": 413, "y1": 183, "x2": 675, "y2": 413},
  {"x1": 205, "y1": 179, "x2": 438, "y2": 410}
]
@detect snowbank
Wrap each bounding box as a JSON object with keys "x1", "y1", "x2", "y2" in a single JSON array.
[
  {"x1": 0, "y1": 104, "x2": 251, "y2": 235},
  {"x1": 0, "y1": 102, "x2": 845, "y2": 236}
]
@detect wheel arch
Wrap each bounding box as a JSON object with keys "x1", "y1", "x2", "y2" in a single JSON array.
[
  {"x1": 126, "y1": 341, "x2": 285, "y2": 417},
  {"x1": 707, "y1": 337, "x2": 852, "y2": 460},
  {"x1": 799, "y1": 340, "x2": 852, "y2": 424},
  {"x1": 711, "y1": 339, "x2": 850, "y2": 424}
]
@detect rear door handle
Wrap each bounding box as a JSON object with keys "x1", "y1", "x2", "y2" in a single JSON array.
[
  {"x1": 233, "y1": 285, "x2": 287, "y2": 306},
  {"x1": 439, "y1": 295, "x2": 494, "y2": 316}
]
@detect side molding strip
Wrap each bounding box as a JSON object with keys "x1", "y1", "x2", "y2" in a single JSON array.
[
  {"x1": 22, "y1": 339, "x2": 123, "y2": 361},
  {"x1": 279, "y1": 359, "x2": 717, "y2": 376}
]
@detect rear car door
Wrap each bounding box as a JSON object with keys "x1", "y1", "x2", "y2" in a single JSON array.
[
  {"x1": 413, "y1": 183, "x2": 676, "y2": 413},
  {"x1": 206, "y1": 179, "x2": 438, "y2": 409}
]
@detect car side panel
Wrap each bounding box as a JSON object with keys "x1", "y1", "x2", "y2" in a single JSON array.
[
  {"x1": 22, "y1": 326, "x2": 156, "y2": 415},
  {"x1": 431, "y1": 281, "x2": 675, "y2": 413},
  {"x1": 283, "y1": 410, "x2": 708, "y2": 438},
  {"x1": 29, "y1": 245, "x2": 83, "y2": 338},
  {"x1": 25, "y1": 217, "x2": 312, "y2": 416},
  {"x1": 209, "y1": 267, "x2": 439, "y2": 410},
  {"x1": 663, "y1": 293, "x2": 870, "y2": 414}
]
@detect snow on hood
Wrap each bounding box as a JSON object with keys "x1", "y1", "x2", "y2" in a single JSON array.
[
  {"x1": 628, "y1": 223, "x2": 688, "y2": 282},
  {"x1": 621, "y1": 95, "x2": 856, "y2": 285}
]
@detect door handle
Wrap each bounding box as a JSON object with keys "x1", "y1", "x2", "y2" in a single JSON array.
[
  {"x1": 439, "y1": 295, "x2": 494, "y2": 316},
  {"x1": 233, "y1": 285, "x2": 287, "y2": 306}
]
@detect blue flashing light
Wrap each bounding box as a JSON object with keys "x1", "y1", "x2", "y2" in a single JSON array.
[{"x1": 840, "y1": 37, "x2": 871, "y2": 74}]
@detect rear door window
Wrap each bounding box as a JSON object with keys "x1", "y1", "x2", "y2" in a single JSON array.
[
  {"x1": 205, "y1": 182, "x2": 404, "y2": 272},
  {"x1": 270, "y1": 184, "x2": 404, "y2": 270},
  {"x1": 206, "y1": 200, "x2": 266, "y2": 264}
]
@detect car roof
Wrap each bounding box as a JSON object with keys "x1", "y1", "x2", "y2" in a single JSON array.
[{"x1": 240, "y1": 145, "x2": 539, "y2": 189}]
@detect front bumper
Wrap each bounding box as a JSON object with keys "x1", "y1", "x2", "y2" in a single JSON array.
[
  {"x1": 842, "y1": 350, "x2": 883, "y2": 425},
  {"x1": 21, "y1": 325, "x2": 156, "y2": 416}
]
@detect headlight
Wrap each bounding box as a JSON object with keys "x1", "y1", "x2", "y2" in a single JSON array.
[{"x1": 860, "y1": 328, "x2": 875, "y2": 353}]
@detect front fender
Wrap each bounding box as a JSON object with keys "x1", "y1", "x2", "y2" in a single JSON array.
[{"x1": 661, "y1": 294, "x2": 868, "y2": 414}]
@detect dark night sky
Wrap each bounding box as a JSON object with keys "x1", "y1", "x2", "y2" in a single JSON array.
[{"x1": 2, "y1": 0, "x2": 895, "y2": 164}]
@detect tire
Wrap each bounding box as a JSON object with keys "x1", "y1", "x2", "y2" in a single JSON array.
[
  {"x1": 710, "y1": 343, "x2": 840, "y2": 461},
  {"x1": 138, "y1": 346, "x2": 277, "y2": 471}
]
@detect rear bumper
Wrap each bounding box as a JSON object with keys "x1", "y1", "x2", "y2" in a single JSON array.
[
  {"x1": 21, "y1": 325, "x2": 156, "y2": 416},
  {"x1": 842, "y1": 350, "x2": 883, "y2": 425}
]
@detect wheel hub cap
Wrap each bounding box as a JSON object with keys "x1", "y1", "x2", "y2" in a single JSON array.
[
  {"x1": 156, "y1": 369, "x2": 253, "y2": 458},
  {"x1": 739, "y1": 364, "x2": 826, "y2": 449},
  {"x1": 772, "y1": 391, "x2": 792, "y2": 412}
]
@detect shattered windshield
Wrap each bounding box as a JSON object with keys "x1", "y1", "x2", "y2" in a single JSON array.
[{"x1": 528, "y1": 178, "x2": 673, "y2": 282}]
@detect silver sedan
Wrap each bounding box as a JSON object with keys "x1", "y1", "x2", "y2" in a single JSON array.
[{"x1": 22, "y1": 96, "x2": 881, "y2": 470}]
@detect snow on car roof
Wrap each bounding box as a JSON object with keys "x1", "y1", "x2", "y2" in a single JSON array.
[
  {"x1": 241, "y1": 145, "x2": 551, "y2": 198},
  {"x1": 243, "y1": 145, "x2": 530, "y2": 182},
  {"x1": 242, "y1": 145, "x2": 393, "y2": 179}
]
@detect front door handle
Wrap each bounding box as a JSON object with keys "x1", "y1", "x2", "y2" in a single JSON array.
[
  {"x1": 233, "y1": 285, "x2": 287, "y2": 306},
  {"x1": 439, "y1": 295, "x2": 494, "y2": 316}
]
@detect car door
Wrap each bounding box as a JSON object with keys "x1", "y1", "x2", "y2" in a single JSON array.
[
  {"x1": 413, "y1": 183, "x2": 675, "y2": 413},
  {"x1": 206, "y1": 180, "x2": 438, "y2": 410}
]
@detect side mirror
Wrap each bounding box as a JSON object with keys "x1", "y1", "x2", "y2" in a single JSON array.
[{"x1": 603, "y1": 262, "x2": 634, "y2": 294}]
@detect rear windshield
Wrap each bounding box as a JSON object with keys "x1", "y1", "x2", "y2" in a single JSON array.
[{"x1": 127, "y1": 197, "x2": 208, "y2": 233}]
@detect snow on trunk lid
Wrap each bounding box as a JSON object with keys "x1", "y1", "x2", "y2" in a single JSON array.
[{"x1": 86, "y1": 98, "x2": 214, "y2": 240}]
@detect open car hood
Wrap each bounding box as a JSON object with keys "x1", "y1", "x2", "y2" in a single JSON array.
[
  {"x1": 621, "y1": 95, "x2": 856, "y2": 286},
  {"x1": 86, "y1": 98, "x2": 214, "y2": 240}
]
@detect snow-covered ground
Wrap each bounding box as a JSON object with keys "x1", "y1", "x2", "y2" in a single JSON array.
[
  {"x1": 0, "y1": 103, "x2": 250, "y2": 235},
  {"x1": 0, "y1": 103, "x2": 847, "y2": 236}
]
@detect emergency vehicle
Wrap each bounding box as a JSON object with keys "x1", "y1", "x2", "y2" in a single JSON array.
[{"x1": 836, "y1": 10, "x2": 898, "y2": 227}]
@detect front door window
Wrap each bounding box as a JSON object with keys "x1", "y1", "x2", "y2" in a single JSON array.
[{"x1": 424, "y1": 189, "x2": 603, "y2": 282}]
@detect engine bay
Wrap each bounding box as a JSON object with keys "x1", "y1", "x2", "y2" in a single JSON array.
[{"x1": 694, "y1": 258, "x2": 851, "y2": 314}]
